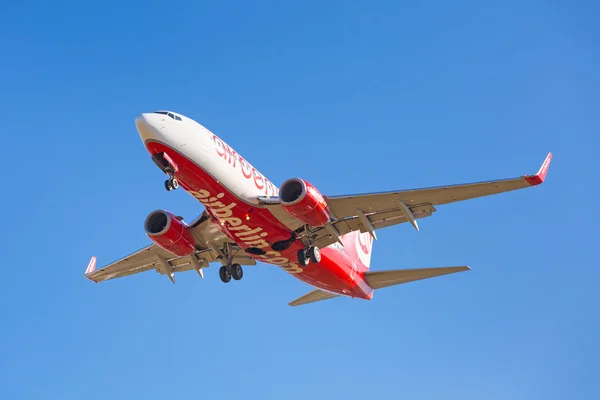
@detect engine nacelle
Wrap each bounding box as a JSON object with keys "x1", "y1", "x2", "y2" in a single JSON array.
[
  {"x1": 279, "y1": 178, "x2": 330, "y2": 227},
  {"x1": 144, "y1": 210, "x2": 196, "y2": 257}
]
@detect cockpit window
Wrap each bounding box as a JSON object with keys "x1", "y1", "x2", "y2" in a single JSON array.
[{"x1": 154, "y1": 111, "x2": 182, "y2": 121}]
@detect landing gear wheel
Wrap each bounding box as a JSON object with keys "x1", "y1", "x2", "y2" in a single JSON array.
[
  {"x1": 164, "y1": 177, "x2": 178, "y2": 191},
  {"x1": 231, "y1": 263, "x2": 243, "y2": 280},
  {"x1": 308, "y1": 246, "x2": 321, "y2": 263},
  {"x1": 297, "y1": 249, "x2": 309, "y2": 266},
  {"x1": 219, "y1": 266, "x2": 231, "y2": 283}
]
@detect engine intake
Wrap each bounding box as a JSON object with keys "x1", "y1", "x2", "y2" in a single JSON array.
[
  {"x1": 144, "y1": 210, "x2": 196, "y2": 257},
  {"x1": 279, "y1": 178, "x2": 330, "y2": 227}
]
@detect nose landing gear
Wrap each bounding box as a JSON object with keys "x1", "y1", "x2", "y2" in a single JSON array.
[
  {"x1": 151, "y1": 152, "x2": 179, "y2": 191},
  {"x1": 164, "y1": 176, "x2": 178, "y2": 191}
]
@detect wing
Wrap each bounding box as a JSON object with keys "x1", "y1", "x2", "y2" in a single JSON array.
[
  {"x1": 260, "y1": 152, "x2": 552, "y2": 248},
  {"x1": 84, "y1": 212, "x2": 256, "y2": 284}
]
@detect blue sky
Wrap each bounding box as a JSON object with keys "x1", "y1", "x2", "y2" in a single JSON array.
[{"x1": 1, "y1": 0, "x2": 598, "y2": 398}]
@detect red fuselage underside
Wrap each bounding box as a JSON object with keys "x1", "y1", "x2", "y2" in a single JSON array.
[{"x1": 146, "y1": 141, "x2": 373, "y2": 300}]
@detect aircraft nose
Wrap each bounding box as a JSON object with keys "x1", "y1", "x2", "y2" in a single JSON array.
[{"x1": 135, "y1": 113, "x2": 163, "y2": 142}]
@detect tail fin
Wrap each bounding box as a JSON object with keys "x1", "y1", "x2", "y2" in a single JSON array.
[{"x1": 342, "y1": 231, "x2": 374, "y2": 270}]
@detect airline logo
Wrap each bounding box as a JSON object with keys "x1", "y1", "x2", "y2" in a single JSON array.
[
  {"x1": 211, "y1": 134, "x2": 279, "y2": 197},
  {"x1": 189, "y1": 188, "x2": 303, "y2": 274}
]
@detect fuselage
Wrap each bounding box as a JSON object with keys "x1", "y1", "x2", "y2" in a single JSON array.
[{"x1": 135, "y1": 111, "x2": 374, "y2": 300}]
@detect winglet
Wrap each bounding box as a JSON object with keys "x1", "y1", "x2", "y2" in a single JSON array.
[
  {"x1": 524, "y1": 152, "x2": 552, "y2": 186},
  {"x1": 84, "y1": 256, "x2": 98, "y2": 283}
]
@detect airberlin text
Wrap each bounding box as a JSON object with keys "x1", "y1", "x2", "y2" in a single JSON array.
[
  {"x1": 190, "y1": 188, "x2": 302, "y2": 274},
  {"x1": 211, "y1": 134, "x2": 279, "y2": 197}
]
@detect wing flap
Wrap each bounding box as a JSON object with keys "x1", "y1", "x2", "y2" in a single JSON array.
[
  {"x1": 312, "y1": 204, "x2": 436, "y2": 249},
  {"x1": 289, "y1": 289, "x2": 340, "y2": 307},
  {"x1": 363, "y1": 266, "x2": 471, "y2": 289}
]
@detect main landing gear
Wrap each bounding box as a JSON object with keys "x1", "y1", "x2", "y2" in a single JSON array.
[
  {"x1": 289, "y1": 225, "x2": 321, "y2": 267},
  {"x1": 219, "y1": 263, "x2": 243, "y2": 283},
  {"x1": 164, "y1": 175, "x2": 178, "y2": 191},
  {"x1": 297, "y1": 245, "x2": 321, "y2": 266},
  {"x1": 218, "y1": 243, "x2": 243, "y2": 283}
]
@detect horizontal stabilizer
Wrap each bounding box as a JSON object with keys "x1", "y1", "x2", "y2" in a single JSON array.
[
  {"x1": 289, "y1": 289, "x2": 340, "y2": 307},
  {"x1": 364, "y1": 266, "x2": 470, "y2": 289}
]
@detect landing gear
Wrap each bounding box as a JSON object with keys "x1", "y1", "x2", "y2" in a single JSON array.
[
  {"x1": 290, "y1": 225, "x2": 322, "y2": 267},
  {"x1": 219, "y1": 266, "x2": 231, "y2": 283},
  {"x1": 219, "y1": 243, "x2": 244, "y2": 283},
  {"x1": 297, "y1": 249, "x2": 309, "y2": 266},
  {"x1": 231, "y1": 263, "x2": 243, "y2": 280},
  {"x1": 219, "y1": 263, "x2": 243, "y2": 283},
  {"x1": 164, "y1": 177, "x2": 178, "y2": 191},
  {"x1": 297, "y1": 245, "x2": 321, "y2": 266},
  {"x1": 152, "y1": 152, "x2": 179, "y2": 191},
  {"x1": 308, "y1": 246, "x2": 321, "y2": 263}
]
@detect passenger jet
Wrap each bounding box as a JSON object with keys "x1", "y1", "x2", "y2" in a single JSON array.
[{"x1": 84, "y1": 110, "x2": 552, "y2": 306}]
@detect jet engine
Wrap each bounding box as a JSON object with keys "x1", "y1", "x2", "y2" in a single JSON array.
[
  {"x1": 279, "y1": 178, "x2": 330, "y2": 227},
  {"x1": 144, "y1": 210, "x2": 196, "y2": 257}
]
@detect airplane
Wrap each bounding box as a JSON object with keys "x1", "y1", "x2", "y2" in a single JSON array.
[{"x1": 84, "y1": 110, "x2": 552, "y2": 307}]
